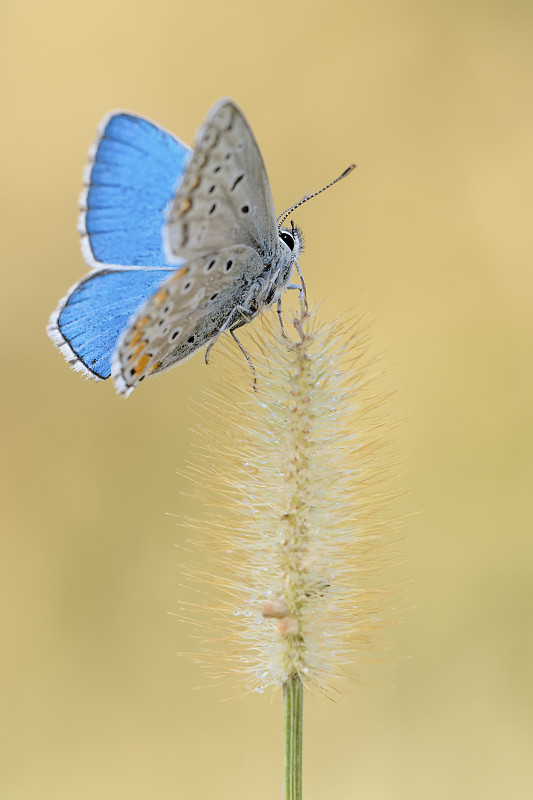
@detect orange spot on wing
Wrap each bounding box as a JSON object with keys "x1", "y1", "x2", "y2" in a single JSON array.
[
  {"x1": 153, "y1": 288, "x2": 169, "y2": 305},
  {"x1": 178, "y1": 198, "x2": 192, "y2": 216},
  {"x1": 129, "y1": 316, "x2": 150, "y2": 346},
  {"x1": 134, "y1": 354, "x2": 151, "y2": 375},
  {"x1": 169, "y1": 266, "x2": 189, "y2": 283},
  {"x1": 132, "y1": 343, "x2": 145, "y2": 359}
]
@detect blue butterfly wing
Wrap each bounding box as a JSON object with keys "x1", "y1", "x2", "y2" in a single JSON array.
[
  {"x1": 49, "y1": 268, "x2": 175, "y2": 380},
  {"x1": 49, "y1": 111, "x2": 191, "y2": 382},
  {"x1": 79, "y1": 111, "x2": 192, "y2": 268}
]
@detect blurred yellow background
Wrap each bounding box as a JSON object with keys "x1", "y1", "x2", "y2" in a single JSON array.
[{"x1": 2, "y1": 0, "x2": 532, "y2": 797}]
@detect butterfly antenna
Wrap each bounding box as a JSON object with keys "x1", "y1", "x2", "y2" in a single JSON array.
[{"x1": 277, "y1": 164, "x2": 356, "y2": 227}]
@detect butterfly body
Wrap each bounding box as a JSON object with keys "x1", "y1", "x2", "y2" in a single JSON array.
[
  {"x1": 112, "y1": 234, "x2": 302, "y2": 391},
  {"x1": 48, "y1": 99, "x2": 304, "y2": 395}
]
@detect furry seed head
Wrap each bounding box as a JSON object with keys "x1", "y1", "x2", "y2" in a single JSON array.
[{"x1": 178, "y1": 308, "x2": 402, "y2": 697}]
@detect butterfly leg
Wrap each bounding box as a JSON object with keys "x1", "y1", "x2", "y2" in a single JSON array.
[
  {"x1": 204, "y1": 302, "x2": 256, "y2": 365},
  {"x1": 205, "y1": 327, "x2": 226, "y2": 365},
  {"x1": 277, "y1": 296, "x2": 287, "y2": 337},
  {"x1": 292, "y1": 259, "x2": 308, "y2": 310},
  {"x1": 230, "y1": 327, "x2": 257, "y2": 390},
  {"x1": 204, "y1": 309, "x2": 238, "y2": 364},
  {"x1": 276, "y1": 274, "x2": 307, "y2": 338}
]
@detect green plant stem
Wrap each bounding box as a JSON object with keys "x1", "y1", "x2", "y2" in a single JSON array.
[{"x1": 283, "y1": 674, "x2": 303, "y2": 800}]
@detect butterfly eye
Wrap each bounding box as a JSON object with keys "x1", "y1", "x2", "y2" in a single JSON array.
[{"x1": 279, "y1": 230, "x2": 295, "y2": 251}]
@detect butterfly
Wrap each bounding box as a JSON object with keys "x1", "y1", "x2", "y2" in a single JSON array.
[{"x1": 47, "y1": 98, "x2": 353, "y2": 396}]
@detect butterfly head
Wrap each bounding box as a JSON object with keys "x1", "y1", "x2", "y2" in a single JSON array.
[{"x1": 278, "y1": 219, "x2": 304, "y2": 261}]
